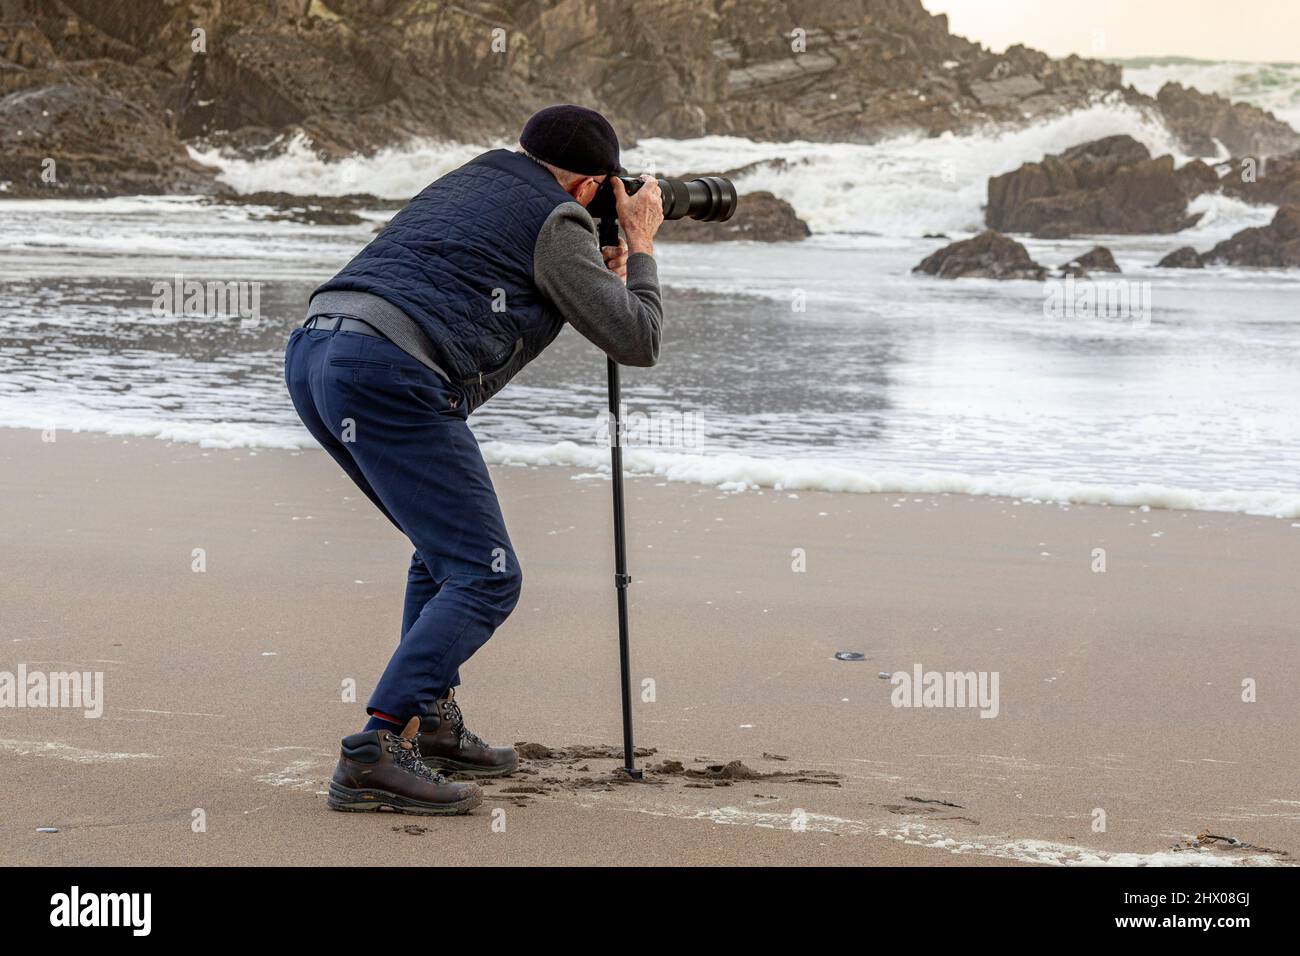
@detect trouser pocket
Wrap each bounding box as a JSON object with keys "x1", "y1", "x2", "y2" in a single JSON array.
[{"x1": 329, "y1": 358, "x2": 392, "y2": 369}]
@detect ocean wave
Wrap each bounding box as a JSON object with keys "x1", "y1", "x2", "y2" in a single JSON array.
[
  {"x1": 188, "y1": 135, "x2": 492, "y2": 200},
  {"x1": 188, "y1": 98, "x2": 1187, "y2": 237},
  {"x1": 635, "y1": 99, "x2": 1188, "y2": 235},
  {"x1": 1182, "y1": 192, "x2": 1278, "y2": 236}
]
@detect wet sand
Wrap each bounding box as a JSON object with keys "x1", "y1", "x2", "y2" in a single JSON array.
[{"x1": 1, "y1": 427, "x2": 1296, "y2": 866}]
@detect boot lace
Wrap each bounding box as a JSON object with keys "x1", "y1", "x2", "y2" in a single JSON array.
[
  {"x1": 386, "y1": 731, "x2": 447, "y2": 783},
  {"x1": 443, "y1": 698, "x2": 488, "y2": 750}
]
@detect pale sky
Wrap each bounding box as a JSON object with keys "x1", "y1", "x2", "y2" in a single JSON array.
[{"x1": 922, "y1": 0, "x2": 1300, "y2": 62}]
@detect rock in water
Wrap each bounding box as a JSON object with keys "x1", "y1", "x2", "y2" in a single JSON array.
[
  {"x1": 1060, "y1": 245, "x2": 1120, "y2": 275},
  {"x1": 987, "y1": 135, "x2": 1149, "y2": 231},
  {"x1": 914, "y1": 231, "x2": 1047, "y2": 280},
  {"x1": 986, "y1": 135, "x2": 1213, "y2": 238},
  {"x1": 208, "y1": 191, "x2": 400, "y2": 226},
  {"x1": 1157, "y1": 246, "x2": 1205, "y2": 269},
  {"x1": 1200, "y1": 205, "x2": 1300, "y2": 268},
  {"x1": 656, "y1": 191, "x2": 809, "y2": 243},
  {"x1": 1221, "y1": 151, "x2": 1300, "y2": 207},
  {"x1": 1157, "y1": 83, "x2": 1300, "y2": 159}
]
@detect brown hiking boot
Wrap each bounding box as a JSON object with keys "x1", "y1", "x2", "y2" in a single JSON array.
[
  {"x1": 328, "y1": 716, "x2": 483, "y2": 815},
  {"x1": 418, "y1": 689, "x2": 518, "y2": 778}
]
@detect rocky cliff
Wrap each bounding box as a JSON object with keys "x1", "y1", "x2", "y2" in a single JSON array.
[
  {"x1": 0, "y1": 0, "x2": 1126, "y2": 196},
  {"x1": 0, "y1": 0, "x2": 1295, "y2": 200}
]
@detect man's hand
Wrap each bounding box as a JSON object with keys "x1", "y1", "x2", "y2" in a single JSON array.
[
  {"x1": 613, "y1": 175, "x2": 664, "y2": 257},
  {"x1": 601, "y1": 237, "x2": 629, "y2": 282}
]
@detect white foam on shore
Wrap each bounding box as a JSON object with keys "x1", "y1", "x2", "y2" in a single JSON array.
[
  {"x1": 480, "y1": 439, "x2": 1300, "y2": 519},
  {"x1": 0, "y1": 410, "x2": 310, "y2": 450},
  {"x1": 882, "y1": 820, "x2": 1286, "y2": 867},
  {"x1": 624, "y1": 803, "x2": 1287, "y2": 866},
  {"x1": 6, "y1": 406, "x2": 1296, "y2": 518}
]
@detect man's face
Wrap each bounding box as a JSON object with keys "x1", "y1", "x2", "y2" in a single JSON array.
[{"x1": 569, "y1": 174, "x2": 606, "y2": 207}]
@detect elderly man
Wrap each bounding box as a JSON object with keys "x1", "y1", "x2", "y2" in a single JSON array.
[{"x1": 284, "y1": 105, "x2": 664, "y2": 815}]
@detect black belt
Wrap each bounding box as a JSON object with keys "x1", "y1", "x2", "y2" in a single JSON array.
[{"x1": 303, "y1": 315, "x2": 385, "y2": 338}]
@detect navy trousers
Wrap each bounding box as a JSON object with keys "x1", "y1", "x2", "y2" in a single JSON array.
[{"x1": 284, "y1": 323, "x2": 522, "y2": 720}]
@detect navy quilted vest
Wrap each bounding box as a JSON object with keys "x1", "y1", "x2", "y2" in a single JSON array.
[{"x1": 315, "y1": 149, "x2": 573, "y2": 410}]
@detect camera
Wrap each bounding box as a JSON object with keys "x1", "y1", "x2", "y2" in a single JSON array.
[{"x1": 590, "y1": 175, "x2": 738, "y2": 224}]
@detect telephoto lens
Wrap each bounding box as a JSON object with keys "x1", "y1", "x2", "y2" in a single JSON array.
[
  {"x1": 647, "y1": 176, "x2": 738, "y2": 222},
  {"x1": 594, "y1": 175, "x2": 738, "y2": 223}
]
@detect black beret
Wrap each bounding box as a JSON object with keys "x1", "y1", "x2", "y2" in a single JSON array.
[{"x1": 520, "y1": 104, "x2": 622, "y2": 176}]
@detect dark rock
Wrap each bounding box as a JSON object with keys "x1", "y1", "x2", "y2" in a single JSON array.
[
  {"x1": 1201, "y1": 205, "x2": 1300, "y2": 268},
  {"x1": 1157, "y1": 82, "x2": 1300, "y2": 159},
  {"x1": 986, "y1": 135, "x2": 1213, "y2": 237},
  {"x1": 208, "y1": 190, "x2": 401, "y2": 226},
  {"x1": 1061, "y1": 245, "x2": 1120, "y2": 275},
  {"x1": 215, "y1": 190, "x2": 394, "y2": 210},
  {"x1": 0, "y1": 19, "x2": 57, "y2": 74},
  {"x1": 986, "y1": 135, "x2": 1146, "y2": 230},
  {"x1": 263, "y1": 207, "x2": 366, "y2": 227},
  {"x1": 1157, "y1": 246, "x2": 1204, "y2": 269},
  {"x1": 1060, "y1": 134, "x2": 1153, "y2": 171},
  {"x1": 1176, "y1": 158, "x2": 1222, "y2": 195},
  {"x1": 914, "y1": 230, "x2": 1047, "y2": 280},
  {"x1": 657, "y1": 191, "x2": 809, "y2": 243},
  {"x1": 0, "y1": 84, "x2": 219, "y2": 197},
  {"x1": 1220, "y1": 151, "x2": 1300, "y2": 206}
]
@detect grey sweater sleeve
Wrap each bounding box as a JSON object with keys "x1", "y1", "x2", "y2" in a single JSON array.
[{"x1": 533, "y1": 201, "x2": 662, "y2": 367}]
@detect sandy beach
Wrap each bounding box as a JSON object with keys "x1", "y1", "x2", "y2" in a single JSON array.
[{"x1": 0, "y1": 426, "x2": 1295, "y2": 867}]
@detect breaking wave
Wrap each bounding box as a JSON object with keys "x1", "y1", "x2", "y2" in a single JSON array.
[{"x1": 190, "y1": 97, "x2": 1187, "y2": 237}]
